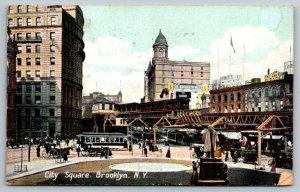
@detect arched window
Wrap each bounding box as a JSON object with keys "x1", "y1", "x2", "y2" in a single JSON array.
[
  {"x1": 271, "y1": 86, "x2": 277, "y2": 96},
  {"x1": 224, "y1": 94, "x2": 228, "y2": 102},
  {"x1": 230, "y1": 93, "x2": 234, "y2": 101},
  {"x1": 218, "y1": 95, "x2": 221, "y2": 102},
  {"x1": 237, "y1": 92, "x2": 241, "y2": 101},
  {"x1": 264, "y1": 87, "x2": 269, "y2": 97},
  {"x1": 279, "y1": 86, "x2": 285, "y2": 95},
  {"x1": 211, "y1": 96, "x2": 215, "y2": 103}
]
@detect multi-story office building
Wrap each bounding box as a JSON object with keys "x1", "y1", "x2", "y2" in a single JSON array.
[
  {"x1": 7, "y1": 28, "x2": 18, "y2": 140},
  {"x1": 8, "y1": 5, "x2": 85, "y2": 139},
  {"x1": 144, "y1": 30, "x2": 210, "y2": 109}
]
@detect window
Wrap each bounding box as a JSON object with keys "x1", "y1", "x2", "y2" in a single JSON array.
[
  {"x1": 230, "y1": 94, "x2": 234, "y2": 101},
  {"x1": 35, "y1": 32, "x2": 41, "y2": 40},
  {"x1": 50, "y1": 70, "x2": 55, "y2": 77},
  {"x1": 201, "y1": 66, "x2": 203, "y2": 70},
  {"x1": 26, "y1": 33, "x2": 31, "y2": 40},
  {"x1": 50, "y1": 45, "x2": 55, "y2": 52},
  {"x1": 35, "y1": 58, "x2": 40, "y2": 65},
  {"x1": 15, "y1": 71, "x2": 21, "y2": 78},
  {"x1": 16, "y1": 95, "x2": 22, "y2": 104},
  {"x1": 35, "y1": 83, "x2": 41, "y2": 92},
  {"x1": 35, "y1": 121, "x2": 41, "y2": 129},
  {"x1": 264, "y1": 88, "x2": 269, "y2": 97},
  {"x1": 36, "y1": 6, "x2": 42, "y2": 12},
  {"x1": 49, "y1": 109, "x2": 55, "y2": 116},
  {"x1": 26, "y1": 58, "x2": 31, "y2": 65},
  {"x1": 17, "y1": 45, "x2": 22, "y2": 53},
  {"x1": 27, "y1": 18, "x2": 32, "y2": 26},
  {"x1": 9, "y1": 6, "x2": 13, "y2": 13},
  {"x1": 26, "y1": 96, "x2": 31, "y2": 104},
  {"x1": 17, "y1": 18, "x2": 22, "y2": 26},
  {"x1": 181, "y1": 71, "x2": 183, "y2": 77},
  {"x1": 201, "y1": 72, "x2": 204, "y2": 77},
  {"x1": 17, "y1": 33, "x2": 22, "y2": 40},
  {"x1": 27, "y1": 5, "x2": 32, "y2": 13},
  {"x1": 17, "y1": 58, "x2": 22, "y2": 65},
  {"x1": 50, "y1": 32, "x2": 55, "y2": 40},
  {"x1": 26, "y1": 45, "x2": 31, "y2": 53},
  {"x1": 26, "y1": 84, "x2": 31, "y2": 92},
  {"x1": 35, "y1": 96, "x2": 41, "y2": 104},
  {"x1": 8, "y1": 19, "x2": 13, "y2": 27},
  {"x1": 271, "y1": 87, "x2": 277, "y2": 96},
  {"x1": 50, "y1": 96, "x2": 55, "y2": 104},
  {"x1": 50, "y1": 83, "x2": 55, "y2": 91},
  {"x1": 35, "y1": 45, "x2": 41, "y2": 53},
  {"x1": 237, "y1": 92, "x2": 241, "y2": 101},
  {"x1": 51, "y1": 16, "x2": 56, "y2": 25},
  {"x1": 36, "y1": 17, "x2": 41, "y2": 26},
  {"x1": 279, "y1": 86, "x2": 285, "y2": 95},
  {"x1": 224, "y1": 94, "x2": 228, "y2": 102},
  {"x1": 50, "y1": 57, "x2": 55, "y2": 65},
  {"x1": 17, "y1": 5, "x2": 22, "y2": 13},
  {"x1": 35, "y1": 70, "x2": 40, "y2": 77},
  {"x1": 26, "y1": 70, "x2": 31, "y2": 78}
]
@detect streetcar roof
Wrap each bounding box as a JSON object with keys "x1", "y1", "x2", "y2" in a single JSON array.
[{"x1": 77, "y1": 132, "x2": 126, "y2": 137}]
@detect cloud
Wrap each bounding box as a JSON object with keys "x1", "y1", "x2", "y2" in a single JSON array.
[
  {"x1": 203, "y1": 26, "x2": 293, "y2": 83},
  {"x1": 83, "y1": 36, "x2": 152, "y2": 103},
  {"x1": 82, "y1": 26, "x2": 293, "y2": 103}
]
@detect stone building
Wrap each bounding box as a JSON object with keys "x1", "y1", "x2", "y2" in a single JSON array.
[
  {"x1": 82, "y1": 91, "x2": 122, "y2": 118},
  {"x1": 209, "y1": 72, "x2": 293, "y2": 113},
  {"x1": 144, "y1": 30, "x2": 210, "y2": 109},
  {"x1": 8, "y1": 5, "x2": 85, "y2": 139},
  {"x1": 7, "y1": 27, "x2": 18, "y2": 140}
]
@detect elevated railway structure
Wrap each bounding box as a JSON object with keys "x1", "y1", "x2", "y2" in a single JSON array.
[{"x1": 92, "y1": 99, "x2": 292, "y2": 165}]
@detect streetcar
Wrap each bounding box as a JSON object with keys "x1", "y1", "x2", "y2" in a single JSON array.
[{"x1": 77, "y1": 132, "x2": 128, "y2": 149}]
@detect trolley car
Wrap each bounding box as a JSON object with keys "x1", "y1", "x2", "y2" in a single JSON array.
[{"x1": 77, "y1": 132, "x2": 128, "y2": 149}]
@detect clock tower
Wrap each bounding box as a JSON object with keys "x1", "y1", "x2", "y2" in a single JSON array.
[{"x1": 153, "y1": 29, "x2": 168, "y2": 59}]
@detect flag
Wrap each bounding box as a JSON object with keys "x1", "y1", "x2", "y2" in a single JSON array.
[{"x1": 230, "y1": 35, "x2": 236, "y2": 53}]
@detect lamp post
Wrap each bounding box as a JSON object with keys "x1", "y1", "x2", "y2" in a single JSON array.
[{"x1": 28, "y1": 107, "x2": 32, "y2": 162}]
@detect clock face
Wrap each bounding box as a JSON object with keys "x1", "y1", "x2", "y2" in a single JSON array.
[{"x1": 159, "y1": 48, "x2": 163, "y2": 52}]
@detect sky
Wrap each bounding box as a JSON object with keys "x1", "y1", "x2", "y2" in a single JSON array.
[{"x1": 81, "y1": 6, "x2": 294, "y2": 103}]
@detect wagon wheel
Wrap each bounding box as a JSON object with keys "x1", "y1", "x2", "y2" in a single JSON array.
[
  {"x1": 52, "y1": 149, "x2": 59, "y2": 159},
  {"x1": 81, "y1": 150, "x2": 89, "y2": 157}
]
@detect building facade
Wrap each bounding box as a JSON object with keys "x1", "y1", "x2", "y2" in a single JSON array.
[
  {"x1": 8, "y1": 5, "x2": 85, "y2": 139},
  {"x1": 209, "y1": 72, "x2": 293, "y2": 113},
  {"x1": 144, "y1": 30, "x2": 210, "y2": 109},
  {"x1": 82, "y1": 91, "x2": 122, "y2": 118},
  {"x1": 7, "y1": 27, "x2": 18, "y2": 140}
]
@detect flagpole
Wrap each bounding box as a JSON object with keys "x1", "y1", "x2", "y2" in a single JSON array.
[
  {"x1": 218, "y1": 49, "x2": 220, "y2": 89},
  {"x1": 243, "y1": 43, "x2": 245, "y2": 85}
]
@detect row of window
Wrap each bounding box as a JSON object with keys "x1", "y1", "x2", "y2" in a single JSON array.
[
  {"x1": 17, "y1": 83, "x2": 56, "y2": 92},
  {"x1": 8, "y1": 16, "x2": 56, "y2": 27},
  {"x1": 15, "y1": 31, "x2": 55, "y2": 40},
  {"x1": 17, "y1": 44, "x2": 56, "y2": 53},
  {"x1": 211, "y1": 93, "x2": 242, "y2": 103},
  {"x1": 85, "y1": 137, "x2": 124, "y2": 143},
  {"x1": 16, "y1": 95, "x2": 55, "y2": 105},
  {"x1": 246, "y1": 86, "x2": 285, "y2": 98},
  {"x1": 17, "y1": 57, "x2": 55, "y2": 66},
  {"x1": 21, "y1": 108, "x2": 56, "y2": 117},
  {"x1": 9, "y1": 5, "x2": 42, "y2": 14},
  {"x1": 16, "y1": 70, "x2": 55, "y2": 78}
]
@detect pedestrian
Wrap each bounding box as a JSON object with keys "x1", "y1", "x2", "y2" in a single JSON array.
[
  {"x1": 144, "y1": 147, "x2": 148, "y2": 157},
  {"x1": 36, "y1": 145, "x2": 41, "y2": 157},
  {"x1": 166, "y1": 147, "x2": 171, "y2": 158},
  {"x1": 76, "y1": 145, "x2": 80, "y2": 157},
  {"x1": 233, "y1": 151, "x2": 238, "y2": 163},
  {"x1": 62, "y1": 152, "x2": 68, "y2": 162},
  {"x1": 225, "y1": 151, "x2": 228, "y2": 162},
  {"x1": 66, "y1": 138, "x2": 69, "y2": 146},
  {"x1": 138, "y1": 142, "x2": 141, "y2": 149}
]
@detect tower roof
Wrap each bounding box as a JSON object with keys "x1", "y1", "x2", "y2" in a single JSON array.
[{"x1": 153, "y1": 29, "x2": 168, "y2": 46}]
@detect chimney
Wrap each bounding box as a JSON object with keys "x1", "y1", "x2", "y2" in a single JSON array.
[{"x1": 267, "y1": 68, "x2": 270, "y2": 75}]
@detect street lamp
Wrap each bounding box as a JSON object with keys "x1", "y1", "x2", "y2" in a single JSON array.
[{"x1": 28, "y1": 106, "x2": 33, "y2": 162}]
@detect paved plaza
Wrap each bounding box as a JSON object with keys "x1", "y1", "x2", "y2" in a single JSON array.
[{"x1": 6, "y1": 141, "x2": 293, "y2": 186}]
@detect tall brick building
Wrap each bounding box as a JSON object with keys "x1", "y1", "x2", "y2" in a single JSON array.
[
  {"x1": 7, "y1": 5, "x2": 85, "y2": 139},
  {"x1": 144, "y1": 30, "x2": 210, "y2": 109}
]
